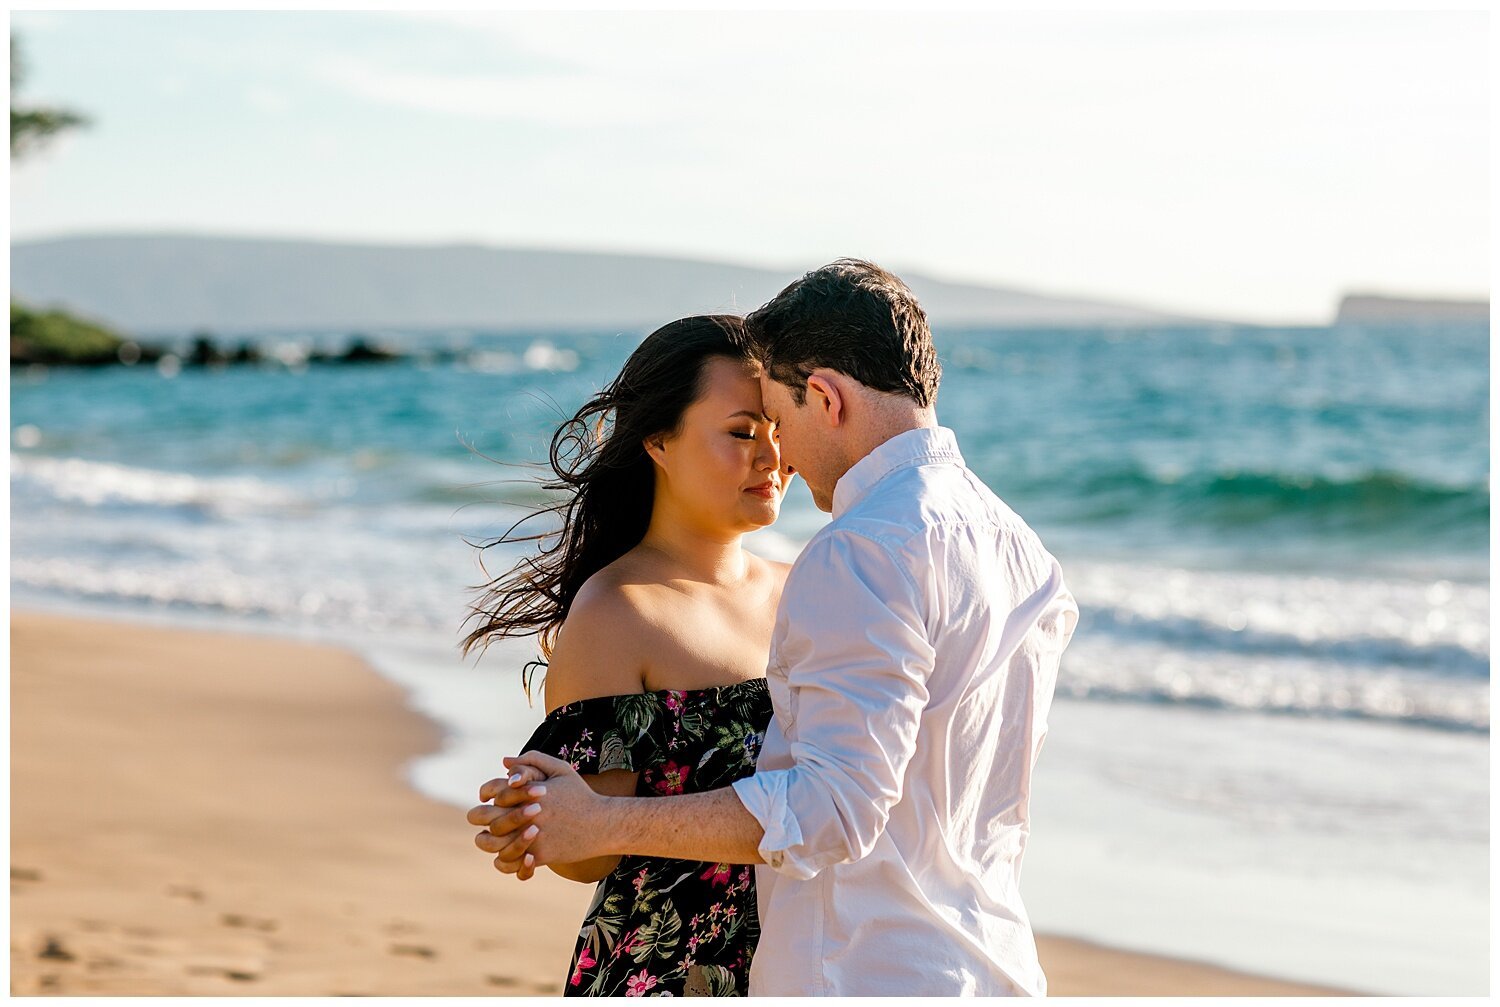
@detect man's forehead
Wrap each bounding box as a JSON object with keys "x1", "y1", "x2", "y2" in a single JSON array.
[{"x1": 756, "y1": 375, "x2": 786, "y2": 416}]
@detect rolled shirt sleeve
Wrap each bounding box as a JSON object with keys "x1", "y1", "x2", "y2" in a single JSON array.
[{"x1": 732, "y1": 528, "x2": 936, "y2": 880}]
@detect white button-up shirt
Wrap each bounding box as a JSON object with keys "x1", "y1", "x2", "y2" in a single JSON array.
[{"x1": 731, "y1": 425, "x2": 1078, "y2": 996}]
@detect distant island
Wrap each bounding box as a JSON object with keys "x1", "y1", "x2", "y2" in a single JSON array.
[
  {"x1": 10, "y1": 233, "x2": 1201, "y2": 336},
  {"x1": 1335, "y1": 293, "x2": 1488, "y2": 325}
]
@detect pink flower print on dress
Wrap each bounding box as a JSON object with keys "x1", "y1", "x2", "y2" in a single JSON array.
[
  {"x1": 652, "y1": 760, "x2": 690, "y2": 795},
  {"x1": 612, "y1": 928, "x2": 642, "y2": 961},
  {"x1": 664, "y1": 692, "x2": 684, "y2": 712},
  {"x1": 625, "y1": 970, "x2": 659, "y2": 996},
  {"x1": 570, "y1": 946, "x2": 597, "y2": 987},
  {"x1": 699, "y1": 862, "x2": 732, "y2": 887}
]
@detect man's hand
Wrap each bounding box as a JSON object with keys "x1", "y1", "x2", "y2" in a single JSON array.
[{"x1": 469, "y1": 758, "x2": 549, "y2": 880}]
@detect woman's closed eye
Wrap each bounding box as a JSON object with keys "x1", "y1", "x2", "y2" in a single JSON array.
[{"x1": 730, "y1": 430, "x2": 756, "y2": 440}]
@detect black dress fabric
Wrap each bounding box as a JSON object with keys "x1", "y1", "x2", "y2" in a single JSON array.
[{"x1": 519, "y1": 679, "x2": 773, "y2": 997}]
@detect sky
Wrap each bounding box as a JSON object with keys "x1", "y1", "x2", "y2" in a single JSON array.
[{"x1": 8, "y1": 9, "x2": 1489, "y2": 324}]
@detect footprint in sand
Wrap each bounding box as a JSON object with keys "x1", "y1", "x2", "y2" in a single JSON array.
[
  {"x1": 12, "y1": 866, "x2": 44, "y2": 895},
  {"x1": 186, "y1": 964, "x2": 260, "y2": 982},
  {"x1": 388, "y1": 943, "x2": 436, "y2": 959},
  {"x1": 37, "y1": 936, "x2": 76, "y2": 962},
  {"x1": 220, "y1": 912, "x2": 279, "y2": 933},
  {"x1": 166, "y1": 883, "x2": 205, "y2": 902},
  {"x1": 485, "y1": 974, "x2": 518, "y2": 988}
]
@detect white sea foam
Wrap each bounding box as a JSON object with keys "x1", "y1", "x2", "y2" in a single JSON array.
[
  {"x1": 1050, "y1": 558, "x2": 1490, "y2": 730},
  {"x1": 1059, "y1": 634, "x2": 1488, "y2": 730},
  {"x1": 521, "y1": 340, "x2": 580, "y2": 373},
  {"x1": 11, "y1": 454, "x2": 305, "y2": 516},
  {"x1": 1064, "y1": 559, "x2": 1488, "y2": 665}
]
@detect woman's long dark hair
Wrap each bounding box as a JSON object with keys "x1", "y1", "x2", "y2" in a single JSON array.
[{"x1": 461, "y1": 314, "x2": 753, "y2": 697}]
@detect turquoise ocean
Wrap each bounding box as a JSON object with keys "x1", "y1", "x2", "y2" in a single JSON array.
[{"x1": 10, "y1": 320, "x2": 1489, "y2": 993}]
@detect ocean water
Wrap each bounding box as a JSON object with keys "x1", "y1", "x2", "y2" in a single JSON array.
[{"x1": 9, "y1": 321, "x2": 1489, "y2": 993}]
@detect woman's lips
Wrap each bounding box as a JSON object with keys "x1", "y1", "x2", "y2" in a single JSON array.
[{"x1": 744, "y1": 483, "x2": 777, "y2": 499}]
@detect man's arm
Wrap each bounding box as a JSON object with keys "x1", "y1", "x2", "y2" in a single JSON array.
[
  {"x1": 726, "y1": 529, "x2": 934, "y2": 880},
  {"x1": 599, "y1": 784, "x2": 766, "y2": 864}
]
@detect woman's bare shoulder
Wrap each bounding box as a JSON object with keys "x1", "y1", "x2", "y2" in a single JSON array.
[{"x1": 543, "y1": 561, "x2": 664, "y2": 710}]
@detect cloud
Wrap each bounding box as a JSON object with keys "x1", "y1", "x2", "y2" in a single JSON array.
[{"x1": 312, "y1": 53, "x2": 687, "y2": 126}]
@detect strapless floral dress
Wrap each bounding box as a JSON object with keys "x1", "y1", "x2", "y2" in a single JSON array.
[{"x1": 519, "y1": 679, "x2": 772, "y2": 997}]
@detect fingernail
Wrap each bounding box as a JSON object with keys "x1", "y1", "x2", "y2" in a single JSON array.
[
  {"x1": 527, "y1": 784, "x2": 547, "y2": 797},
  {"x1": 508, "y1": 773, "x2": 523, "y2": 785},
  {"x1": 523, "y1": 824, "x2": 539, "y2": 839},
  {"x1": 524, "y1": 854, "x2": 535, "y2": 867},
  {"x1": 523, "y1": 803, "x2": 541, "y2": 817}
]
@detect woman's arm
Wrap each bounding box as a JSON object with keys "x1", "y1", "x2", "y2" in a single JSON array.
[{"x1": 532, "y1": 573, "x2": 650, "y2": 884}]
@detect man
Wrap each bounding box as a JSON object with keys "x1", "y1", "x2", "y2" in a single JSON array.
[{"x1": 470, "y1": 259, "x2": 1078, "y2": 995}]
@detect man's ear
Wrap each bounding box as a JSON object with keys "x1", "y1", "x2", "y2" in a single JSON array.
[{"x1": 805, "y1": 372, "x2": 844, "y2": 427}]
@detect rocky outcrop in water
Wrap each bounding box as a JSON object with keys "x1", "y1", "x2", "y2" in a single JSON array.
[{"x1": 10, "y1": 305, "x2": 410, "y2": 370}]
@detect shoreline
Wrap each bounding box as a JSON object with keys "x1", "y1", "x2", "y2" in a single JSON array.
[{"x1": 9, "y1": 609, "x2": 1353, "y2": 995}]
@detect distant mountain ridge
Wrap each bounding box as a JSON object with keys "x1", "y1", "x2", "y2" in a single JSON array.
[
  {"x1": 1335, "y1": 293, "x2": 1488, "y2": 325},
  {"x1": 11, "y1": 233, "x2": 1197, "y2": 335}
]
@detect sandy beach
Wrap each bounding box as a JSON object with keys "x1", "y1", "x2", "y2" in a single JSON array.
[{"x1": 9, "y1": 610, "x2": 1350, "y2": 996}]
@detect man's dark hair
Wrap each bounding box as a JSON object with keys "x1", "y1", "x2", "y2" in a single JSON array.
[{"x1": 745, "y1": 258, "x2": 941, "y2": 408}]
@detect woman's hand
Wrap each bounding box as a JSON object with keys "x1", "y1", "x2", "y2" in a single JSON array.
[
  {"x1": 472, "y1": 752, "x2": 614, "y2": 876},
  {"x1": 470, "y1": 758, "x2": 548, "y2": 880}
]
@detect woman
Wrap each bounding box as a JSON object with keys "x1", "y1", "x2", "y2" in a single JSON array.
[{"x1": 462, "y1": 315, "x2": 791, "y2": 996}]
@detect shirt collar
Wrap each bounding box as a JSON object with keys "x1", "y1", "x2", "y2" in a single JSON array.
[{"x1": 831, "y1": 425, "x2": 964, "y2": 518}]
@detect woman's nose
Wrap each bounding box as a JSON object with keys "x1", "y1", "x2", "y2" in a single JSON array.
[{"x1": 756, "y1": 437, "x2": 780, "y2": 472}]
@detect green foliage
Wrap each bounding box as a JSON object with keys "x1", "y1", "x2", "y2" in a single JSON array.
[
  {"x1": 598, "y1": 730, "x2": 630, "y2": 774},
  {"x1": 11, "y1": 301, "x2": 126, "y2": 365},
  {"x1": 614, "y1": 694, "x2": 660, "y2": 743},
  {"x1": 699, "y1": 965, "x2": 738, "y2": 996},
  {"x1": 11, "y1": 34, "x2": 89, "y2": 160},
  {"x1": 634, "y1": 905, "x2": 682, "y2": 963}
]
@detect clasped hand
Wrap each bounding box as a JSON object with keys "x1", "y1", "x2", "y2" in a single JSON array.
[{"x1": 467, "y1": 752, "x2": 601, "y2": 882}]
